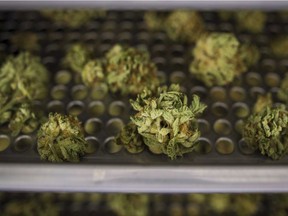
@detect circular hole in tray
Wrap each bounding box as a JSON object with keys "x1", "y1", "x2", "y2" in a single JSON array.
[
  {"x1": 209, "y1": 86, "x2": 227, "y2": 101},
  {"x1": 211, "y1": 102, "x2": 229, "y2": 117},
  {"x1": 215, "y1": 137, "x2": 234, "y2": 155},
  {"x1": 104, "y1": 137, "x2": 122, "y2": 154},
  {"x1": 245, "y1": 72, "x2": 262, "y2": 87},
  {"x1": 235, "y1": 119, "x2": 244, "y2": 135},
  {"x1": 88, "y1": 101, "x2": 105, "y2": 117},
  {"x1": 137, "y1": 32, "x2": 150, "y2": 43},
  {"x1": 261, "y1": 59, "x2": 276, "y2": 71},
  {"x1": 50, "y1": 85, "x2": 67, "y2": 100},
  {"x1": 108, "y1": 101, "x2": 126, "y2": 116},
  {"x1": 220, "y1": 22, "x2": 233, "y2": 31},
  {"x1": 47, "y1": 101, "x2": 65, "y2": 114},
  {"x1": 265, "y1": 73, "x2": 280, "y2": 87},
  {"x1": 153, "y1": 57, "x2": 166, "y2": 69},
  {"x1": 72, "y1": 85, "x2": 88, "y2": 100},
  {"x1": 106, "y1": 118, "x2": 124, "y2": 135},
  {"x1": 84, "y1": 118, "x2": 103, "y2": 135},
  {"x1": 229, "y1": 87, "x2": 246, "y2": 101},
  {"x1": 172, "y1": 58, "x2": 185, "y2": 71},
  {"x1": 90, "y1": 84, "x2": 108, "y2": 100},
  {"x1": 170, "y1": 71, "x2": 186, "y2": 84},
  {"x1": 250, "y1": 87, "x2": 265, "y2": 99},
  {"x1": 280, "y1": 60, "x2": 288, "y2": 72},
  {"x1": 171, "y1": 45, "x2": 184, "y2": 57},
  {"x1": 55, "y1": 70, "x2": 72, "y2": 85},
  {"x1": 197, "y1": 119, "x2": 210, "y2": 135},
  {"x1": 213, "y1": 119, "x2": 232, "y2": 135},
  {"x1": 157, "y1": 71, "x2": 167, "y2": 84},
  {"x1": 13, "y1": 135, "x2": 33, "y2": 152},
  {"x1": 191, "y1": 86, "x2": 207, "y2": 99},
  {"x1": 85, "y1": 137, "x2": 100, "y2": 154},
  {"x1": 67, "y1": 101, "x2": 84, "y2": 116},
  {"x1": 232, "y1": 102, "x2": 250, "y2": 118},
  {"x1": 0, "y1": 135, "x2": 10, "y2": 152},
  {"x1": 194, "y1": 137, "x2": 212, "y2": 154},
  {"x1": 152, "y1": 45, "x2": 166, "y2": 56},
  {"x1": 238, "y1": 138, "x2": 255, "y2": 155}
]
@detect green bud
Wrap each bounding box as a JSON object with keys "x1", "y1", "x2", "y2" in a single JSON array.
[
  {"x1": 231, "y1": 194, "x2": 261, "y2": 216},
  {"x1": 37, "y1": 113, "x2": 88, "y2": 162},
  {"x1": 243, "y1": 106, "x2": 288, "y2": 160},
  {"x1": 81, "y1": 59, "x2": 106, "y2": 87},
  {"x1": 130, "y1": 84, "x2": 206, "y2": 159},
  {"x1": 144, "y1": 11, "x2": 168, "y2": 31},
  {"x1": 105, "y1": 44, "x2": 159, "y2": 95},
  {"x1": 164, "y1": 10, "x2": 206, "y2": 43},
  {"x1": 253, "y1": 93, "x2": 273, "y2": 114},
  {"x1": 41, "y1": 9, "x2": 106, "y2": 28},
  {"x1": 235, "y1": 11, "x2": 266, "y2": 33},
  {"x1": 63, "y1": 43, "x2": 92, "y2": 74},
  {"x1": 208, "y1": 194, "x2": 230, "y2": 214},
  {"x1": 218, "y1": 11, "x2": 234, "y2": 21},
  {"x1": 107, "y1": 194, "x2": 149, "y2": 216},
  {"x1": 8, "y1": 103, "x2": 38, "y2": 137},
  {"x1": 115, "y1": 122, "x2": 145, "y2": 154},
  {"x1": 3, "y1": 199, "x2": 59, "y2": 216},
  {"x1": 271, "y1": 36, "x2": 288, "y2": 58},
  {"x1": 190, "y1": 33, "x2": 247, "y2": 86},
  {"x1": 239, "y1": 43, "x2": 260, "y2": 68},
  {"x1": 278, "y1": 73, "x2": 288, "y2": 103}
]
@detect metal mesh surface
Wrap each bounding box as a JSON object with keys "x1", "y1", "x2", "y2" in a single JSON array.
[{"x1": 0, "y1": 10, "x2": 287, "y2": 165}]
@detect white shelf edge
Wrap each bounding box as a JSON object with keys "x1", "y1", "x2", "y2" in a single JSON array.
[{"x1": 0, "y1": 164, "x2": 287, "y2": 193}]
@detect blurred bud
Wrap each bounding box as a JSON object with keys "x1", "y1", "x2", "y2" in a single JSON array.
[
  {"x1": 278, "y1": 73, "x2": 288, "y2": 103},
  {"x1": 235, "y1": 11, "x2": 266, "y2": 33},
  {"x1": 271, "y1": 36, "x2": 288, "y2": 58},
  {"x1": 253, "y1": 93, "x2": 273, "y2": 114}
]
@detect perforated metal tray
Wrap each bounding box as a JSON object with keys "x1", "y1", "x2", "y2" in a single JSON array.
[{"x1": 0, "y1": 10, "x2": 288, "y2": 193}]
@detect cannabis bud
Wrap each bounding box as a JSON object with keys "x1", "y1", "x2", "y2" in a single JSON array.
[
  {"x1": 81, "y1": 59, "x2": 106, "y2": 87},
  {"x1": 144, "y1": 11, "x2": 168, "y2": 31},
  {"x1": 129, "y1": 84, "x2": 206, "y2": 159},
  {"x1": 0, "y1": 52, "x2": 49, "y2": 135},
  {"x1": 3, "y1": 199, "x2": 59, "y2": 216},
  {"x1": 41, "y1": 9, "x2": 106, "y2": 28},
  {"x1": 107, "y1": 194, "x2": 149, "y2": 216},
  {"x1": 278, "y1": 73, "x2": 288, "y2": 103},
  {"x1": 253, "y1": 93, "x2": 273, "y2": 114},
  {"x1": 164, "y1": 10, "x2": 206, "y2": 43},
  {"x1": 190, "y1": 33, "x2": 255, "y2": 86},
  {"x1": 37, "y1": 113, "x2": 88, "y2": 162},
  {"x1": 243, "y1": 106, "x2": 288, "y2": 160},
  {"x1": 105, "y1": 44, "x2": 159, "y2": 95},
  {"x1": 64, "y1": 43, "x2": 92, "y2": 74},
  {"x1": 270, "y1": 36, "x2": 288, "y2": 58},
  {"x1": 115, "y1": 122, "x2": 145, "y2": 154},
  {"x1": 235, "y1": 11, "x2": 266, "y2": 33}
]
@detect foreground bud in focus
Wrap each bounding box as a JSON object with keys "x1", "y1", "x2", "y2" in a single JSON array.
[
  {"x1": 129, "y1": 84, "x2": 206, "y2": 159},
  {"x1": 37, "y1": 113, "x2": 88, "y2": 162}
]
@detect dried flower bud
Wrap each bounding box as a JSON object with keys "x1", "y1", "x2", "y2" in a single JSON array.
[
  {"x1": 164, "y1": 10, "x2": 206, "y2": 43},
  {"x1": 144, "y1": 11, "x2": 168, "y2": 31},
  {"x1": 64, "y1": 43, "x2": 92, "y2": 74},
  {"x1": 81, "y1": 59, "x2": 106, "y2": 87},
  {"x1": 218, "y1": 11, "x2": 234, "y2": 21},
  {"x1": 11, "y1": 32, "x2": 39, "y2": 52},
  {"x1": 278, "y1": 73, "x2": 288, "y2": 103},
  {"x1": 270, "y1": 36, "x2": 288, "y2": 58},
  {"x1": 253, "y1": 93, "x2": 273, "y2": 114},
  {"x1": 243, "y1": 106, "x2": 288, "y2": 160},
  {"x1": 105, "y1": 44, "x2": 159, "y2": 95},
  {"x1": 130, "y1": 84, "x2": 206, "y2": 159},
  {"x1": 3, "y1": 199, "x2": 59, "y2": 216},
  {"x1": 107, "y1": 194, "x2": 149, "y2": 216},
  {"x1": 41, "y1": 9, "x2": 106, "y2": 28},
  {"x1": 235, "y1": 11, "x2": 266, "y2": 33},
  {"x1": 115, "y1": 122, "x2": 145, "y2": 154},
  {"x1": 190, "y1": 33, "x2": 247, "y2": 86},
  {"x1": 8, "y1": 103, "x2": 38, "y2": 136},
  {"x1": 37, "y1": 113, "x2": 88, "y2": 162},
  {"x1": 239, "y1": 43, "x2": 260, "y2": 68}
]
